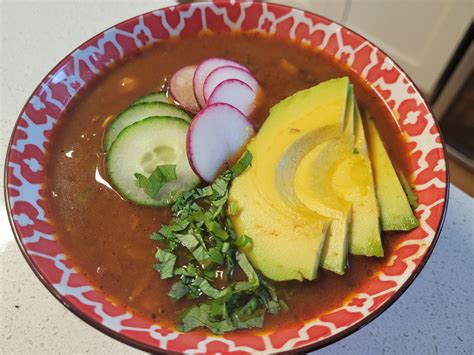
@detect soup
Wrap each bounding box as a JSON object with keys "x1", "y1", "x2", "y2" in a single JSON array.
[{"x1": 44, "y1": 33, "x2": 411, "y2": 332}]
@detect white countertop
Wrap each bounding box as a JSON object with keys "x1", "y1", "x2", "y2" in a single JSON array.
[{"x1": 1, "y1": 1, "x2": 473, "y2": 354}]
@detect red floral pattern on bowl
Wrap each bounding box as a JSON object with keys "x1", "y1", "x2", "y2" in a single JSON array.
[{"x1": 4, "y1": 1, "x2": 448, "y2": 353}]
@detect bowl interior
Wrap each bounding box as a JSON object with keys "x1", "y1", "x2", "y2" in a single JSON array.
[{"x1": 5, "y1": 2, "x2": 448, "y2": 353}]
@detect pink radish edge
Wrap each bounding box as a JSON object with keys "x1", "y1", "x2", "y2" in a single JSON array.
[
  {"x1": 169, "y1": 65, "x2": 201, "y2": 113},
  {"x1": 203, "y1": 66, "x2": 259, "y2": 104},
  {"x1": 207, "y1": 79, "x2": 257, "y2": 117},
  {"x1": 193, "y1": 58, "x2": 249, "y2": 108},
  {"x1": 186, "y1": 103, "x2": 255, "y2": 182}
]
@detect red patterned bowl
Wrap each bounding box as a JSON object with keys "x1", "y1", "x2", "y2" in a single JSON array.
[{"x1": 4, "y1": 1, "x2": 449, "y2": 353}]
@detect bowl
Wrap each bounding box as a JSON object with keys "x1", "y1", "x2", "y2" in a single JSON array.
[{"x1": 4, "y1": 1, "x2": 449, "y2": 353}]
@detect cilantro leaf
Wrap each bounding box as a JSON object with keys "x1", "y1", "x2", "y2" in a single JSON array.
[
  {"x1": 157, "y1": 225, "x2": 179, "y2": 250},
  {"x1": 179, "y1": 296, "x2": 264, "y2": 333},
  {"x1": 208, "y1": 247, "x2": 224, "y2": 265},
  {"x1": 176, "y1": 233, "x2": 200, "y2": 251},
  {"x1": 175, "y1": 233, "x2": 210, "y2": 263},
  {"x1": 231, "y1": 310, "x2": 264, "y2": 329},
  {"x1": 169, "y1": 282, "x2": 189, "y2": 301},
  {"x1": 192, "y1": 245, "x2": 210, "y2": 263},
  {"x1": 135, "y1": 164, "x2": 177, "y2": 199},
  {"x1": 235, "y1": 234, "x2": 253, "y2": 248},
  {"x1": 237, "y1": 296, "x2": 259, "y2": 317},
  {"x1": 198, "y1": 279, "x2": 231, "y2": 299},
  {"x1": 150, "y1": 232, "x2": 164, "y2": 241},
  {"x1": 256, "y1": 278, "x2": 282, "y2": 314},
  {"x1": 178, "y1": 303, "x2": 234, "y2": 334},
  {"x1": 231, "y1": 150, "x2": 252, "y2": 177},
  {"x1": 169, "y1": 219, "x2": 190, "y2": 232},
  {"x1": 211, "y1": 177, "x2": 229, "y2": 197},
  {"x1": 227, "y1": 200, "x2": 240, "y2": 216},
  {"x1": 234, "y1": 252, "x2": 259, "y2": 292},
  {"x1": 174, "y1": 264, "x2": 198, "y2": 277},
  {"x1": 221, "y1": 242, "x2": 230, "y2": 254},
  {"x1": 204, "y1": 214, "x2": 229, "y2": 240},
  {"x1": 232, "y1": 298, "x2": 264, "y2": 329},
  {"x1": 153, "y1": 249, "x2": 176, "y2": 279}
]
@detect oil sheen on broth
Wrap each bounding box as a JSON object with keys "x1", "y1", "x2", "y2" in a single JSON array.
[{"x1": 44, "y1": 33, "x2": 408, "y2": 332}]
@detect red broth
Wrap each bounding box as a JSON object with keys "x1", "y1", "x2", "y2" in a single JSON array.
[{"x1": 44, "y1": 33, "x2": 409, "y2": 332}]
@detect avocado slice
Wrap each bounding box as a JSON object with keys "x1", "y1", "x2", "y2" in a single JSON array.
[
  {"x1": 294, "y1": 140, "x2": 352, "y2": 275},
  {"x1": 295, "y1": 118, "x2": 384, "y2": 266},
  {"x1": 396, "y1": 168, "x2": 419, "y2": 209},
  {"x1": 365, "y1": 118, "x2": 419, "y2": 231},
  {"x1": 342, "y1": 85, "x2": 356, "y2": 138},
  {"x1": 346, "y1": 106, "x2": 383, "y2": 257},
  {"x1": 229, "y1": 77, "x2": 350, "y2": 281},
  {"x1": 293, "y1": 87, "x2": 355, "y2": 275},
  {"x1": 252, "y1": 77, "x2": 350, "y2": 210},
  {"x1": 229, "y1": 169, "x2": 328, "y2": 282},
  {"x1": 294, "y1": 90, "x2": 383, "y2": 273}
]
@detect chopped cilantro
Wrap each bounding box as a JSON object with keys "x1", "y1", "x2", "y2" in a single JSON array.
[
  {"x1": 153, "y1": 249, "x2": 176, "y2": 279},
  {"x1": 176, "y1": 233, "x2": 200, "y2": 251},
  {"x1": 149, "y1": 151, "x2": 286, "y2": 334},
  {"x1": 235, "y1": 234, "x2": 253, "y2": 248},
  {"x1": 169, "y1": 282, "x2": 189, "y2": 301},
  {"x1": 198, "y1": 279, "x2": 231, "y2": 299},
  {"x1": 135, "y1": 164, "x2": 177, "y2": 199},
  {"x1": 353, "y1": 148, "x2": 360, "y2": 154},
  {"x1": 231, "y1": 150, "x2": 253, "y2": 177},
  {"x1": 234, "y1": 252, "x2": 259, "y2": 292},
  {"x1": 227, "y1": 200, "x2": 240, "y2": 216},
  {"x1": 178, "y1": 303, "x2": 234, "y2": 334},
  {"x1": 208, "y1": 247, "x2": 224, "y2": 265}
]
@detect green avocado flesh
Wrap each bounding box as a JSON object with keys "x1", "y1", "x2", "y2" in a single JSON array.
[
  {"x1": 229, "y1": 78, "x2": 418, "y2": 281},
  {"x1": 365, "y1": 118, "x2": 419, "y2": 231}
]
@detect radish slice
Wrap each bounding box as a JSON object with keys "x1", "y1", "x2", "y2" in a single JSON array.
[
  {"x1": 207, "y1": 79, "x2": 257, "y2": 117},
  {"x1": 193, "y1": 58, "x2": 249, "y2": 108},
  {"x1": 169, "y1": 65, "x2": 201, "y2": 113},
  {"x1": 187, "y1": 103, "x2": 255, "y2": 182},
  {"x1": 203, "y1": 66, "x2": 259, "y2": 104}
]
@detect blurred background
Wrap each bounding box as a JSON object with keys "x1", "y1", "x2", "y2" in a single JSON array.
[{"x1": 266, "y1": 0, "x2": 473, "y2": 195}]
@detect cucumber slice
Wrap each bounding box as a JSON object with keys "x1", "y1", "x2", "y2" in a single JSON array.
[
  {"x1": 106, "y1": 116, "x2": 200, "y2": 206},
  {"x1": 132, "y1": 92, "x2": 173, "y2": 105},
  {"x1": 105, "y1": 102, "x2": 191, "y2": 151}
]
